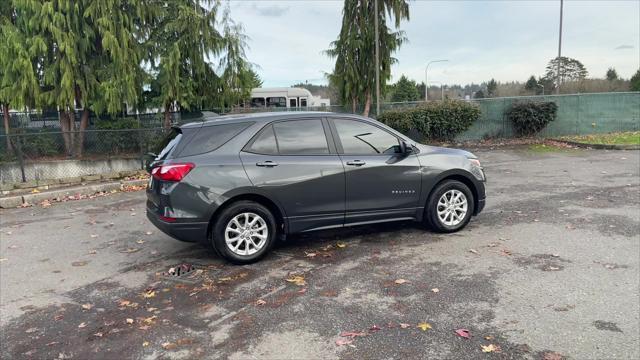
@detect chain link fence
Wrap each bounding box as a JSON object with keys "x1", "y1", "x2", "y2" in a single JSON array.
[
  {"x1": 1, "y1": 92, "x2": 638, "y2": 185},
  {"x1": 0, "y1": 128, "x2": 167, "y2": 184}
]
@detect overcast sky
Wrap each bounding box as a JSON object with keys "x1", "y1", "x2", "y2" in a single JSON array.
[{"x1": 229, "y1": 0, "x2": 640, "y2": 87}]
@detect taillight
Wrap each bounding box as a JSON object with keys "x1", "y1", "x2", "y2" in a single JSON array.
[{"x1": 151, "y1": 163, "x2": 195, "y2": 182}]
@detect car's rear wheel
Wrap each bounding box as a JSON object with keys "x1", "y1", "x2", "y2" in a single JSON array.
[
  {"x1": 212, "y1": 201, "x2": 276, "y2": 264},
  {"x1": 425, "y1": 180, "x2": 475, "y2": 233}
]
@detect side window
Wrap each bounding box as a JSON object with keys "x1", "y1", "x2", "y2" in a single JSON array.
[
  {"x1": 267, "y1": 97, "x2": 286, "y2": 107},
  {"x1": 273, "y1": 120, "x2": 329, "y2": 155},
  {"x1": 179, "y1": 122, "x2": 252, "y2": 157},
  {"x1": 333, "y1": 119, "x2": 400, "y2": 155},
  {"x1": 247, "y1": 125, "x2": 278, "y2": 154},
  {"x1": 300, "y1": 98, "x2": 307, "y2": 107}
]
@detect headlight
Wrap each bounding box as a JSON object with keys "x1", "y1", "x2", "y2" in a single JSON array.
[{"x1": 468, "y1": 158, "x2": 485, "y2": 181}]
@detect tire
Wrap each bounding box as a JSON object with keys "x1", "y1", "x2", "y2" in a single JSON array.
[
  {"x1": 211, "y1": 201, "x2": 276, "y2": 264},
  {"x1": 425, "y1": 180, "x2": 475, "y2": 233}
]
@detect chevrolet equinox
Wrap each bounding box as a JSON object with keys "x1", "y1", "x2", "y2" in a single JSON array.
[{"x1": 146, "y1": 112, "x2": 486, "y2": 264}]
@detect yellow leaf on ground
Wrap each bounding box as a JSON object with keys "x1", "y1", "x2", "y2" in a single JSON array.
[
  {"x1": 285, "y1": 275, "x2": 306, "y2": 286},
  {"x1": 431, "y1": 288, "x2": 440, "y2": 293},
  {"x1": 336, "y1": 242, "x2": 347, "y2": 248},
  {"x1": 482, "y1": 344, "x2": 500, "y2": 353},
  {"x1": 417, "y1": 322, "x2": 432, "y2": 331},
  {"x1": 142, "y1": 290, "x2": 156, "y2": 298},
  {"x1": 394, "y1": 279, "x2": 409, "y2": 285},
  {"x1": 142, "y1": 341, "x2": 150, "y2": 347},
  {"x1": 126, "y1": 318, "x2": 134, "y2": 324}
]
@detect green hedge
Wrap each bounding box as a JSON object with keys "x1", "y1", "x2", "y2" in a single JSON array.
[
  {"x1": 505, "y1": 101, "x2": 558, "y2": 137},
  {"x1": 378, "y1": 100, "x2": 481, "y2": 141}
]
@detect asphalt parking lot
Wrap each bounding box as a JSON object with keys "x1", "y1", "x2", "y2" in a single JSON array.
[{"x1": 1, "y1": 146, "x2": 639, "y2": 359}]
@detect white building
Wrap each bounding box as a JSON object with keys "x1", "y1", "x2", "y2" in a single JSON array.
[{"x1": 250, "y1": 87, "x2": 330, "y2": 108}]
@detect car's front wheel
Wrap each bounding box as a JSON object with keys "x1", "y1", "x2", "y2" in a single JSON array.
[
  {"x1": 425, "y1": 180, "x2": 475, "y2": 233},
  {"x1": 212, "y1": 201, "x2": 276, "y2": 264}
]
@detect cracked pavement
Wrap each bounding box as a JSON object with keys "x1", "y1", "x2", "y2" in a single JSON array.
[{"x1": 1, "y1": 147, "x2": 639, "y2": 359}]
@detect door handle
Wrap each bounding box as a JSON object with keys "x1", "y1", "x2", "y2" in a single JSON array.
[
  {"x1": 256, "y1": 161, "x2": 278, "y2": 167},
  {"x1": 346, "y1": 160, "x2": 366, "y2": 166}
]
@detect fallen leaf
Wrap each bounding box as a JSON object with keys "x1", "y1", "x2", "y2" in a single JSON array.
[
  {"x1": 142, "y1": 290, "x2": 156, "y2": 298},
  {"x1": 499, "y1": 249, "x2": 512, "y2": 256},
  {"x1": 484, "y1": 335, "x2": 494, "y2": 340},
  {"x1": 145, "y1": 231, "x2": 153, "y2": 235},
  {"x1": 335, "y1": 338, "x2": 353, "y2": 346},
  {"x1": 90, "y1": 234, "x2": 98, "y2": 238},
  {"x1": 31, "y1": 188, "x2": 40, "y2": 193},
  {"x1": 88, "y1": 250, "x2": 97, "y2": 255},
  {"x1": 298, "y1": 288, "x2": 307, "y2": 294},
  {"x1": 46, "y1": 341, "x2": 59, "y2": 346},
  {"x1": 78, "y1": 322, "x2": 87, "y2": 328},
  {"x1": 369, "y1": 325, "x2": 381, "y2": 332},
  {"x1": 81, "y1": 304, "x2": 93, "y2": 310},
  {"x1": 340, "y1": 331, "x2": 367, "y2": 338},
  {"x1": 162, "y1": 342, "x2": 177, "y2": 350},
  {"x1": 54, "y1": 314, "x2": 64, "y2": 321},
  {"x1": 399, "y1": 323, "x2": 411, "y2": 329},
  {"x1": 336, "y1": 242, "x2": 347, "y2": 248},
  {"x1": 93, "y1": 332, "x2": 103, "y2": 337},
  {"x1": 142, "y1": 316, "x2": 157, "y2": 325},
  {"x1": 120, "y1": 248, "x2": 140, "y2": 253},
  {"x1": 138, "y1": 325, "x2": 150, "y2": 330},
  {"x1": 417, "y1": 322, "x2": 432, "y2": 331},
  {"x1": 431, "y1": 288, "x2": 440, "y2": 293},
  {"x1": 305, "y1": 252, "x2": 317, "y2": 258},
  {"x1": 72, "y1": 261, "x2": 88, "y2": 267},
  {"x1": 285, "y1": 275, "x2": 306, "y2": 286},
  {"x1": 255, "y1": 299, "x2": 266, "y2": 306},
  {"x1": 126, "y1": 318, "x2": 134, "y2": 324},
  {"x1": 25, "y1": 327, "x2": 38, "y2": 334},
  {"x1": 455, "y1": 329, "x2": 471, "y2": 339},
  {"x1": 136, "y1": 239, "x2": 145, "y2": 244},
  {"x1": 142, "y1": 341, "x2": 150, "y2": 347},
  {"x1": 481, "y1": 344, "x2": 501, "y2": 353},
  {"x1": 394, "y1": 279, "x2": 409, "y2": 285},
  {"x1": 469, "y1": 249, "x2": 479, "y2": 254}
]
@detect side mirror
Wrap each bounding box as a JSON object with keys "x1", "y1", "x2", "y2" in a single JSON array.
[{"x1": 399, "y1": 141, "x2": 413, "y2": 155}]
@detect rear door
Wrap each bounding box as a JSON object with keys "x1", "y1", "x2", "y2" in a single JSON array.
[
  {"x1": 240, "y1": 118, "x2": 345, "y2": 233},
  {"x1": 329, "y1": 118, "x2": 422, "y2": 225}
]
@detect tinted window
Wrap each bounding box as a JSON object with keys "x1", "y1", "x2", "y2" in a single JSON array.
[
  {"x1": 273, "y1": 120, "x2": 329, "y2": 155},
  {"x1": 267, "y1": 97, "x2": 286, "y2": 107},
  {"x1": 247, "y1": 125, "x2": 278, "y2": 154},
  {"x1": 179, "y1": 122, "x2": 252, "y2": 157},
  {"x1": 334, "y1": 119, "x2": 399, "y2": 155},
  {"x1": 154, "y1": 128, "x2": 182, "y2": 160}
]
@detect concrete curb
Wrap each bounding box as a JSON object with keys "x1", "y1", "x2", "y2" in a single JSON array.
[
  {"x1": 0, "y1": 179, "x2": 147, "y2": 209},
  {"x1": 551, "y1": 139, "x2": 640, "y2": 150}
]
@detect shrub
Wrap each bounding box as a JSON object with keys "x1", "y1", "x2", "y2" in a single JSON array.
[
  {"x1": 506, "y1": 101, "x2": 558, "y2": 136},
  {"x1": 378, "y1": 100, "x2": 481, "y2": 141},
  {"x1": 12, "y1": 128, "x2": 63, "y2": 158}
]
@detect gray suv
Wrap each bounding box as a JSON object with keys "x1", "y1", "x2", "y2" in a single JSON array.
[{"x1": 146, "y1": 112, "x2": 486, "y2": 264}]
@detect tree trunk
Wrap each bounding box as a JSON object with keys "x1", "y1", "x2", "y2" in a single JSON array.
[
  {"x1": 351, "y1": 97, "x2": 357, "y2": 114},
  {"x1": 163, "y1": 103, "x2": 172, "y2": 129},
  {"x1": 2, "y1": 103, "x2": 12, "y2": 153},
  {"x1": 75, "y1": 108, "x2": 90, "y2": 157},
  {"x1": 362, "y1": 90, "x2": 372, "y2": 117},
  {"x1": 59, "y1": 110, "x2": 73, "y2": 157}
]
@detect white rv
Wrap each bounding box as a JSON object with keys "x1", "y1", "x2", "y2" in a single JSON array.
[{"x1": 250, "y1": 87, "x2": 330, "y2": 108}]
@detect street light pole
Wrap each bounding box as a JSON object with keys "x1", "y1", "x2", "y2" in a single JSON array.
[
  {"x1": 556, "y1": 0, "x2": 563, "y2": 94},
  {"x1": 374, "y1": 0, "x2": 381, "y2": 117},
  {"x1": 425, "y1": 59, "x2": 448, "y2": 101}
]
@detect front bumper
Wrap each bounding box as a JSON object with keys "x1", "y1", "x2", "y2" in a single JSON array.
[{"x1": 146, "y1": 207, "x2": 208, "y2": 243}]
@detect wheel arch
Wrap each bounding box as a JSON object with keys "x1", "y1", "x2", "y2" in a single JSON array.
[
  {"x1": 421, "y1": 170, "x2": 482, "y2": 220},
  {"x1": 206, "y1": 192, "x2": 287, "y2": 241}
]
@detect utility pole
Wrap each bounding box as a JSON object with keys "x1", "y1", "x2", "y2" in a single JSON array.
[
  {"x1": 374, "y1": 0, "x2": 381, "y2": 117},
  {"x1": 556, "y1": 0, "x2": 563, "y2": 94}
]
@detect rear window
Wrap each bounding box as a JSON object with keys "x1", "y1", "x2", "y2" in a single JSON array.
[
  {"x1": 154, "y1": 128, "x2": 182, "y2": 161},
  {"x1": 178, "y1": 122, "x2": 253, "y2": 157}
]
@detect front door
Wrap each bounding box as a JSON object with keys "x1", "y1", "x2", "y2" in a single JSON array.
[
  {"x1": 240, "y1": 118, "x2": 345, "y2": 233},
  {"x1": 329, "y1": 118, "x2": 422, "y2": 225}
]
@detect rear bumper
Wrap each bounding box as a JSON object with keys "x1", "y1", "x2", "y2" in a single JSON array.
[{"x1": 146, "y1": 207, "x2": 208, "y2": 243}]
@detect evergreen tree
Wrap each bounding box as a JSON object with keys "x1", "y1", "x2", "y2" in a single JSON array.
[
  {"x1": 391, "y1": 75, "x2": 420, "y2": 102},
  {"x1": 486, "y1": 79, "x2": 498, "y2": 97},
  {"x1": 326, "y1": 0, "x2": 409, "y2": 116},
  {"x1": 631, "y1": 69, "x2": 640, "y2": 91},
  {"x1": 606, "y1": 68, "x2": 618, "y2": 81},
  {"x1": 524, "y1": 76, "x2": 539, "y2": 94}
]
